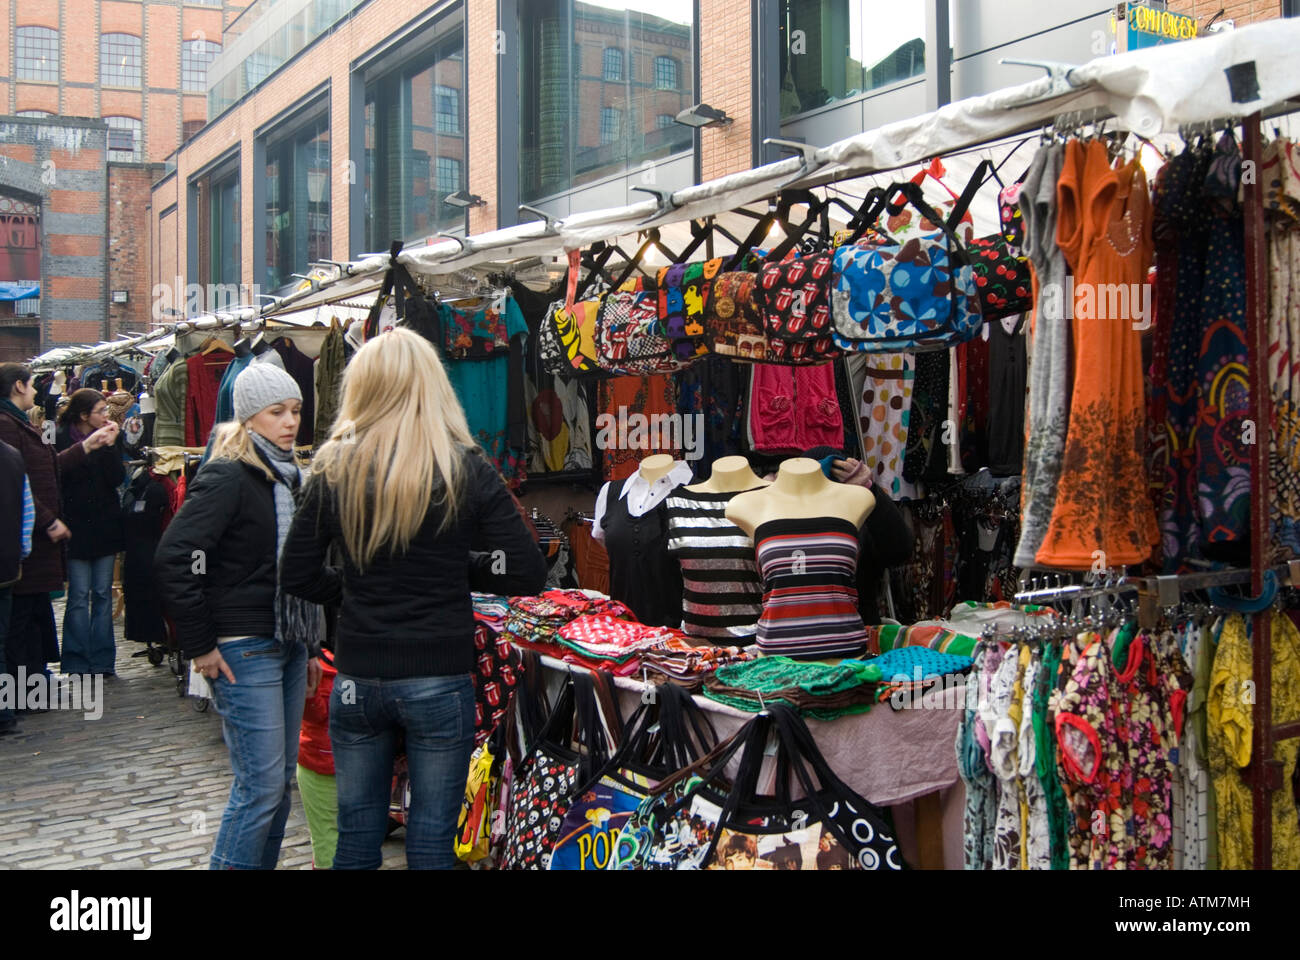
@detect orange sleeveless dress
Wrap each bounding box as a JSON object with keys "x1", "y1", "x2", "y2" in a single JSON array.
[{"x1": 1037, "y1": 139, "x2": 1158, "y2": 568}]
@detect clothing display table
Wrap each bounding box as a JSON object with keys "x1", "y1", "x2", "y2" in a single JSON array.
[{"x1": 531, "y1": 652, "x2": 966, "y2": 868}]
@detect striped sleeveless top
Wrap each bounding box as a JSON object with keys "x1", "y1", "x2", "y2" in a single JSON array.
[
  {"x1": 753, "y1": 516, "x2": 868, "y2": 660},
  {"x1": 664, "y1": 487, "x2": 765, "y2": 641}
]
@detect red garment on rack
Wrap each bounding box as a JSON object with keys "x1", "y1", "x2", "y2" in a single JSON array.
[{"x1": 184, "y1": 352, "x2": 233, "y2": 447}]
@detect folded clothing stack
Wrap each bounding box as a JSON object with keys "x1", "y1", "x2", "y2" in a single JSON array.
[
  {"x1": 640, "y1": 636, "x2": 753, "y2": 688},
  {"x1": 502, "y1": 589, "x2": 634, "y2": 658},
  {"x1": 555, "y1": 614, "x2": 682, "y2": 675},
  {"x1": 702, "y1": 656, "x2": 883, "y2": 721},
  {"x1": 847, "y1": 646, "x2": 973, "y2": 705},
  {"x1": 866, "y1": 623, "x2": 978, "y2": 658},
  {"x1": 472, "y1": 592, "x2": 511, "y2": 633}
]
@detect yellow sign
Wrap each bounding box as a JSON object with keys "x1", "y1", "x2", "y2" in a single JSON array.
[{"x1": 1127, "y1": 5, "x2": 1199, "y2": 42}]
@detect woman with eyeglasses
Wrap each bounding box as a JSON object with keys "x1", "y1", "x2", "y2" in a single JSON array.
[{"x1": 55, "y1": 388, "x2": 125, "y2": 676}]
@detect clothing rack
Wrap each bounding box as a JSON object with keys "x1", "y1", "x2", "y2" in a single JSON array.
[{"x1": 1013, "y1": 562, "x2": 1300, "y2": 606}]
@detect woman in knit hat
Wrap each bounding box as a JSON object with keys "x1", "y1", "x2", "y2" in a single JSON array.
[{"x1": 155, "y1": 361, "x2": 322, "y2": 870}]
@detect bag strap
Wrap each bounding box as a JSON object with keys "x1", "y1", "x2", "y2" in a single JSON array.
[
  {"x1": 762, "y1": 196, "x2": 828, "y2": 264},
  {"x1": 846, "y1": 186, "x2": 892, "y2": 245},
  {"x1": 945, "y1": 159, "x2": 992, "y2": 232},
  {"x1": 890, "y1": 182, "x2": 972, "y2": 265}
]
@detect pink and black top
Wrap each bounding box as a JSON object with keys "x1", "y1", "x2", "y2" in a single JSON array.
[{"x1": 753, "y1": 516, "x2": 868, "y2": 660}]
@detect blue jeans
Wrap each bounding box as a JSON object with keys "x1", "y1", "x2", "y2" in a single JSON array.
[
  {"x1": 208, "y1": 636, "x2": 308, "y2": 870},
  {"x1": 329, "y1": 672, "x2": 475, "y2": 870},
  {"x1": 61, "y1": 555, "x2": 117, "y2": 674}
]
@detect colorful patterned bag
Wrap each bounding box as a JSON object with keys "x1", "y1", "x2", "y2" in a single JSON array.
[
  {"x1": 706, "y1": 271, "x2": 768, "y2": 361},
  {"x1": 595, "y1": 286, "x2": 687, "y2": 375},
  {"x1": 652, "y1": 258, "x2": 722, "y2": 361},
  {"x1": 830, "y1": 181, "x2": 982, "y2": 353}
]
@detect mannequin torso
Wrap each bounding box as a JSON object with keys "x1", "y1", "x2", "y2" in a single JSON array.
[
  {"x1": 725, "y1": 458, "x2": 874, "y2": 536},
  {"x1": 685, "y1": 455, "x2": 770, "y2": 495}
]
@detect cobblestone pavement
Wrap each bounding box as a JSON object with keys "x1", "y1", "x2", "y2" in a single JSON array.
[{"x1": 0, "y1": 600, "x2": 405, "y2": 869}]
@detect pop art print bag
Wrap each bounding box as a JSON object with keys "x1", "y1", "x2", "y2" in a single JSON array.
[{"x1": 499, "y1": 671, "x2": 621, "y2": 870}]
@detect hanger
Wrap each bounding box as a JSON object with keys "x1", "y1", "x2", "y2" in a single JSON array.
[{"x1": 199, "y1": 335, "x2": 234, "y2": 356}]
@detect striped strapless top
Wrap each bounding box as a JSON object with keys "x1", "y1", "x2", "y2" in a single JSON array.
[
  {"x1": 665, "y1": 487, "x2": 765, "y2": 641},
  {"x1": 753, "y1": 516, "x2": 867, "y2": 660}
]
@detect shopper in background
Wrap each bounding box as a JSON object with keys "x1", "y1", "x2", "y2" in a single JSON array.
[
  {"x1": 0, "y1": 436, "x2": 34, "y2": 736},
  {"x1": 154, "y1": 363, "x2": 321, "y2": 869},
  {"x1": 55, "y1": 389, "x2": 125, "y2": 677},
  {"x1": 296, "y1": 646, "x2": 339, "y2": 869},
  {"x1": 282, "y1": 328, "x2": 546, "y2": 870},
  {"x1": 0, "y1": 363, "x2": 117, "y2": 692}
]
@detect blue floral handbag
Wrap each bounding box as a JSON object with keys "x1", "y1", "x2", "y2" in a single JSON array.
[{"x1": 830, "y1": 181, "x2": 983, "y2": 353}]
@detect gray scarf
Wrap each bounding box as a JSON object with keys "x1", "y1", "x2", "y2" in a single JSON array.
[{"x1": 250, "y1": 431, "x2": 322, "y2": 656}]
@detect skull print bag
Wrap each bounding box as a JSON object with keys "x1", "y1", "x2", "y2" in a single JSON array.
[{"x1": 499, "y1": 670, "x2": 622, "y2": 870}]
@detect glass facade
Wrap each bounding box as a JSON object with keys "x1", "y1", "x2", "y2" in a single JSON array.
[
  {"x1": 264, "y1": 113, "x2": 331, "y2": 292},
  {"x1": 519, "y1": 0, "x2": 694, "y2": 202},
  {"x1": 363, "y1": 25, "x2": 466, "y2": 251},
  {"x1": 208, "y1": 0, "x2": 363, "y2": 119},
  {"x1": 777, "y1": 0, "x2": 925, "y2": 119}
]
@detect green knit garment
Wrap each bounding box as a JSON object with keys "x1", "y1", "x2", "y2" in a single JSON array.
[{"x1": 703, "y1": 656, "x2": 883, "y2": 721}]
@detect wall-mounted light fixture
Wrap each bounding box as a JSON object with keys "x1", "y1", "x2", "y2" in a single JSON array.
[
  {"x1": 674, "y1": 103, "x2": 733, "y2": 129},
  {"x1": 444, "y1": 190, "x2": 487, "y2": 208}
]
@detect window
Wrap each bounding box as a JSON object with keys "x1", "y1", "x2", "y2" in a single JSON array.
[
  {"x1": 435, "y1": 85, "x2": 460, "y2": 134},
  {"x1": 183, "y1": 39, "x2": 221, "y2": 93},
  {"x1": 16, "y1": 27, "x2": 59, "y2": 83},
  {"x1": 263, "y1": 112, "x2": 331, "y2": 292},
  {"x1": 777, "y1": 1, "x2": 925, "y2": 120},
  {"x1": 209, "y1": 173, "x2": 241, "y2": 295},
  {"x1": 436, "y1": 156, "x2": 462, "y2": 198},
  {"x1": 519, "y1": 1, "x2": 694, "y2": 202},
  {"x1": 603, "y1": 47, "x2": 624, "y2": 81},
  {"x1": 363, "y1": 24, "x2": 467, "y2": 250},
  {"x1": 600, "y1": 107, "x2": 621, "y2": 145},
  {"x1": 656, "y1": 113, "x2": 674, "y2": 129},
  {"x1": 16, "y1": 110, "x2": 53, "y2": 118},
  {"x1": 105, "y1": 116, "x2": 142, "y2": 162},
  {"x1": 100, "y1": 34, "x2": 142, "y2": 88},
  {"x1": 653, "y1": 56, "x2": 678, "y2": 90}
]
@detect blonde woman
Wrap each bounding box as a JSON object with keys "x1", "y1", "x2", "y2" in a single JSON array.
[
  {"x1": 155, "y1": 363, "x2": 322, "y2": 870},
  {"x1": 282, "y1": 328, "x2": 545, "y2": 870}
]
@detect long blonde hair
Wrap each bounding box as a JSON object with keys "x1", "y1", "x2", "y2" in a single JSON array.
[
  {"x1": 210, "y1": 421, "x2": 275, "y2": 480},
  {"x1": 312, "y1": 327, "x2": 475, "y2": 570}
]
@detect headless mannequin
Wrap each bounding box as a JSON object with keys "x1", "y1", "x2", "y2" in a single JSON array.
[
  {"x1": 726, "y1": 458, "x2": 874, "y2": 537},
  {"x1": 637, "y1": 453, "x2": 676, "y2": 486},
  {"x1": 686, "y1": 455, "x2": 770, "y2": 495}
]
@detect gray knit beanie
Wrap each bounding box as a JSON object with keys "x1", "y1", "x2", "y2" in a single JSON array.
[{"x1": 233, "y1": 362, "x2": 302, "y2": 423}]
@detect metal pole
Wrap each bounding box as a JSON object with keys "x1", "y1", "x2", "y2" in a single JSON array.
[{"x1": 1242, "y1": 109, "x2": 1275, "y2": 870}]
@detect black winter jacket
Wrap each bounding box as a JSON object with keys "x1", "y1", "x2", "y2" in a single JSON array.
[
  {"x1": 153, "y1": 456, "x2": 279, "y2": 658},
  {"x1": 55, "y1": 425, "x2": 125, "y2": 559},
  {"x1": 281, "y1": 445, "x2": 547, "y2": 679}
]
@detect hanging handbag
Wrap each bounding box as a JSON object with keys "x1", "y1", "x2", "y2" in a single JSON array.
[
  {"x1": 549, "y1": 682, "x2": 718, "y2": 870},
  {"x1": 595, "y1": 285, "x2": 684, "y2": 375},
  {"x1": 962, "y1": 160, "x2": 1032, "y2": 321},
  {"x1": 653, "y1": 258, "x2": 722, "y2": 361},
  {"x1": 830, "y1": 179, "x2": 982, "y2": 353},
  {"x1": 706, "y1": 270, "x2": 768, "y2": 361},
  {"x1": 499, "y1": 670, "x2": 622, "y2": 870},
  {"x1": 456, "y1": 724, "x2": 504, "y2": 863},
  {"x1": 698, "y1": 706, "x2": 905, "y2": 870}
]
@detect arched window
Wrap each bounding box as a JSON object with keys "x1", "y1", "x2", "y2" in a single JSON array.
[
  {"x1": 182, "y1": 39, "x2": 221, "y2": 93},
  {"x1": 101, "y1": 34, "x2": 142, "y2": 88},
  {"x1": 16, "y1": 27, "x2": 59, "y2": 82},
  {"x1": 653, "y1": 56, "x2": 678, "y2": 90},
  {"x1": 16, "y1": 110, "x2": 54, "y2": 118},
  {"x1": 602, "y1": 47, "x2": 624, "y2": 81},
  {"x1": 104, "y1": 116, "x2": 142, "y2": 162}
]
